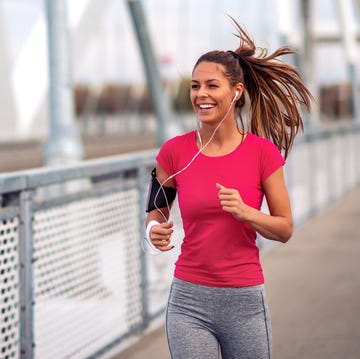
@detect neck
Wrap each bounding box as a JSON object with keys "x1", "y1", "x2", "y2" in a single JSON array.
[
  {"x1": 197, "y1": 124, "x2": 246, "y2": 156},
  {"x1": 198, "y1": 122, "x2": 241, "y2": 144}
]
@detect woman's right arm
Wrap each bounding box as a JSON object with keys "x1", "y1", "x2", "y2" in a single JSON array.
[{"x1": 145, "y1": 163, "x2": 176, "y2": 252}]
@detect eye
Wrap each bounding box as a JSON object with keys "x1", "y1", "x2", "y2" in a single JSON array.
[
  {"x1": 208, "y1": 84, "x2": 218, "y2": 88},
  {"x1": 191, "y1": 83, "x2": 200, "y2": 90}
]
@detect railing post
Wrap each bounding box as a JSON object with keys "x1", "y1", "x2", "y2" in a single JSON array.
[
  {"x1": 19, "y1": 189, "x2": 35, "y2": 359},
  {"x1": 137, "y1": 165, "x2": 150, "y2": 329},
  {"x1": 334, "y1": 0, "x2": 360, "y2": 122}
]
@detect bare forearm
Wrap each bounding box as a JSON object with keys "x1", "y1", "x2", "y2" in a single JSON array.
[
  {"x1": 244, "y1": 206, "x2": 293, "y2": 243},
  {"x1": 216, "y1": 170, "x2": 293, "y2": 243}
]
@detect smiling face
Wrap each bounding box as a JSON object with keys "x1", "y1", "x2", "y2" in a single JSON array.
[{"x1": 190, "y1": 61, "x2": 239, "y2": 126}]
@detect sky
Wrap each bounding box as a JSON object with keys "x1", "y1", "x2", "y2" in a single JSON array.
[{"x1": 0, "y1": 0, "x2": 358, "y2": 86}]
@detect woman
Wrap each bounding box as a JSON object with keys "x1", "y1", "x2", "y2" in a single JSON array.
[{"x1": 145, "y1": 18, "x2": 312, "y2": 359}]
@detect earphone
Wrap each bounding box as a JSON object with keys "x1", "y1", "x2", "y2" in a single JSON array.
[
  {"x1": 153, "y1": 89, "x2": 240, "y2": 223},
  {"x1": 146, "y1": 87, "x2": 243, "y2": 253},
  {"x1": 231, "y1": 91, "x2": 239, "y2": 104}
]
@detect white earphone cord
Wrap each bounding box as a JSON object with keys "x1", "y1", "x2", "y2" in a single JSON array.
[{"x1": 153, "y1": 93, "x2": 238, "y2": 222}]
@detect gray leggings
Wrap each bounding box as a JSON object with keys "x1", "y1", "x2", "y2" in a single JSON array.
[{"x1": 166, "y1": 278, "x2": 272, "y2": 359}]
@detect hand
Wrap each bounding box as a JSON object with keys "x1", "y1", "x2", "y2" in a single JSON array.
[
  {"x1": 150, "y1": 221, "x2": 174, "y2": 252},
  {"x1": 216, "y1": 183, "x2": 250, "y2": 221}
]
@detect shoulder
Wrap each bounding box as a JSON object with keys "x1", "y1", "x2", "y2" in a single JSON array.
[
  {"x1": 246, "y1": 132, "x2": 283, "y2": 156},
  {"x1": 246, "y1": 133, "x2": 285, "y2": 181},
  {"x1": 247, "y1": 131, "x2": 285, "y2": 163},
  {"x1": 246, "y1": 132, "x2": 277, "y2": 149},
  {"x1": 156, "y1": 131, "x2": 196, "y2": 176},
  {"x1": 157, "y1": 130, "x2": 195, "y2": 163}
]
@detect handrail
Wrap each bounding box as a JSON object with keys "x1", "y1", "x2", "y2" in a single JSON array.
[
  {"x1": 1, "y1": 122, "x2": 359, "y2": 194},
  {"x1": 0, "y1": 149, "x2": 157, "y2": 194}
]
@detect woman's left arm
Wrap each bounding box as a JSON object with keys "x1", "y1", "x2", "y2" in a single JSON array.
[{"x1": 217, "y1": 167, "x2": 293, "y2": 243}]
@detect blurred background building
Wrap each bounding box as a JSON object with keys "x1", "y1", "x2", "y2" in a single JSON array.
[{"x1": 0, "y1": 0, "x2": 359, "y2": 163}]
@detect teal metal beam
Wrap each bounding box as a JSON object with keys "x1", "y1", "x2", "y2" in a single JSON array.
[{"x1": 127, "y1": 0, "x2": 181, "y2": 146}]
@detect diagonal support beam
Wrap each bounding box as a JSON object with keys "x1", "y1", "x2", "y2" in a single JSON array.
[{"x1": 127, "y1": 0, "x2": 181, "y2": 145}]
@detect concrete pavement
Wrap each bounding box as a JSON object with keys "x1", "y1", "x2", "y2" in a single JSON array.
[{"x1": 111, "y1": 185, "x2": 360, "y2": 359}]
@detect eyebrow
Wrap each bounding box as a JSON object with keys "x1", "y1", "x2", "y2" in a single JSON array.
[{"x1": 191, "y1": 79, "x2": 221, "y2": 83}]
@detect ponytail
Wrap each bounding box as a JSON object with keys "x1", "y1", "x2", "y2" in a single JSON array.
[
  {"x1": 230, "y1": 18, "x2": 313, "y2": 158},
  {"x1": 194, "y1": 18, "x2": 313, "y2": 159}
]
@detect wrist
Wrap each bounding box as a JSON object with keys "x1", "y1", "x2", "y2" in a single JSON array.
[
  {"x1": 241, "y1": 204, "x2": 257, "y2": 224},
  {"x1": 144, "y1": 220, "x2": 161, "y2": 254}
]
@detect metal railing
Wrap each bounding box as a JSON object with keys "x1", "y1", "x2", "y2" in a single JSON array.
[{"x1": 0, "y1": 123, "x2": 359, "y2": 359}]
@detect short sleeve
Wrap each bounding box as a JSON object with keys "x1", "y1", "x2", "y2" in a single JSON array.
[
  {"x1": 155, "y1": 136, "x2": 177, "y2": 176},
  {"x1": 259, "y1": 139, "x2": 285, "y2": 182}
]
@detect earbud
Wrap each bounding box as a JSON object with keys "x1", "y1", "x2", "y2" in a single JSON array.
[{"x1": 231, "y1": 91, "x2": 239, "y2": 104}]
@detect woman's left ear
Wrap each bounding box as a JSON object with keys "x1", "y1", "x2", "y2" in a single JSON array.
[{"x1": 235, "y1": 84, "x2": 244, "y2": 99}]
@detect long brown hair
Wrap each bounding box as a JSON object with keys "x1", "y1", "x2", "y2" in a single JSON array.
[{"x1": 193, "y1": 18, "x2": 313, "y2": 159}]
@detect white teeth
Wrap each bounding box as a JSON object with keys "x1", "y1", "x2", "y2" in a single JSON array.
[{"x1": 199, "y1": 104, "x2": 215, "y2": 109}]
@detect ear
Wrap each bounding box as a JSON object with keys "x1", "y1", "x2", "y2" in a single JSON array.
[{"x1": 235, "y1": 83, "x2": 244, "y2": 99}]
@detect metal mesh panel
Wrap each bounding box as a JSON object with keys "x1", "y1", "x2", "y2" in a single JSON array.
[
  {"x1": 33, "y1": 187, "x2": 142, "y2": 359},
  {"x1": 146, "y1": 200, "x2": 183, "y2": 317},
  {"x1": 345, "y1": 132, "x2": 358, "y2": 189},
  {"x1": 286, "y1": 143, "x2": 312, "y2": 223},
  {"x1": 0, "y1": 217, "x2": 20, "y2": 359},
  {"x1": 311, "y1": 138, "x2": 331, "y2": 210}
]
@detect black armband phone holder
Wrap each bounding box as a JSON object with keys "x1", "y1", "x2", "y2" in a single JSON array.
[{"x1": 146, "y1": 168, "x2": 177, "y2": 212}]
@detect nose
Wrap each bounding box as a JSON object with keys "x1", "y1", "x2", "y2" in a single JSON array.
[{"x1": 197, "y1": 86, "x2": 208, "y2": 99}]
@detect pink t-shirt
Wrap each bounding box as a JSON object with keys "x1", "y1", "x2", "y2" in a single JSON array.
[{"x1": 156, "y1": 131, "x2": 285, "y2": 287}]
